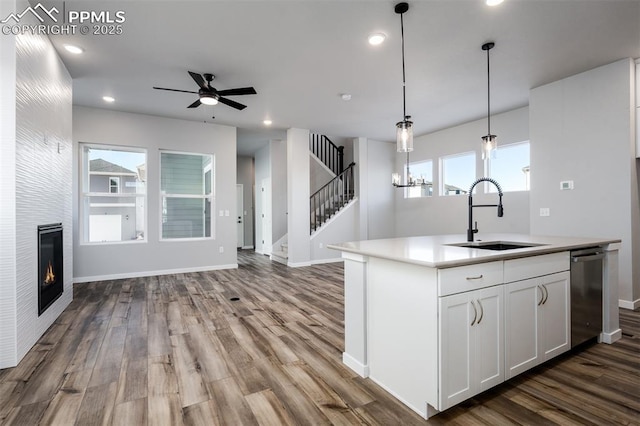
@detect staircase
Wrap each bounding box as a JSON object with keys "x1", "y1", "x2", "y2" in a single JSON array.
[
  {"x1": 310, "y1": 162, "x2": 356, "y2": 234},
  {"x1": 271, "y1": 242, "x2": 288, "y2": 265},
  {"x1": 310, "y1": 134, "x2": 344, "y2": 176}
]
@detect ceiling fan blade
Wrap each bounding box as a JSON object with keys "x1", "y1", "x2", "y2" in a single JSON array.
[
  {"x1": 153, "y1": 87, "x2": 198, "y2": 94},
  {"x1": 217, "y1": 96, "x2": 247, "y2": 110},
  {"x1": 187, "y1": 99, "x2": 201, "y2": 108},
  {"x1": 216, "y1": 87, "x2": 257, "y2": 96},
  {"x1": 188, "y1": 71, "x2": 208, "y2": 90}
]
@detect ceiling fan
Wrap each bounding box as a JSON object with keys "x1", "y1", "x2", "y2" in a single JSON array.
[{"x1": 153, "y1": 71, "x2": 257, "y2": 111}]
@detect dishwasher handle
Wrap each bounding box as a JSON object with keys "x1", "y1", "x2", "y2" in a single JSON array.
[{"x1": 571, "y1": 252, "x2": 605, "y2": 263}]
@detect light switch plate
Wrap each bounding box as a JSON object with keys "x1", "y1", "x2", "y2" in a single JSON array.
[{"x1": 540, "y1": 208, "x2": 550, "y2": 217}]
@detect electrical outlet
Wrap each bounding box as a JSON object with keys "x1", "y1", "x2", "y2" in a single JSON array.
[
  {"x1": 540, "y1": 208, "x2": 550, "y2": 217},
  {"x1": 560, "y1": 180, "x2": 574, "y2": 190},
  {"x1": 219, "y1": 246, "x2": 224, "y2": 253},
  {"x1": 319, "y1": 242, "x2": 323, "y2": 249}
]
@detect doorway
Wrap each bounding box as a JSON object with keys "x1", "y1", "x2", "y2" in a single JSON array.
[{"x1": 236, "y1": 184, "x2": 244, "y2": 248}]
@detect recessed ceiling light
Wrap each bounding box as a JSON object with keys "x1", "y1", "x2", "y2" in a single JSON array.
[
  {"x1": 368, "y1": 33, "x2": 386, "y2": 46},
  {"x1": 263, "y1": 119, "x2": 272, "y2": 126},
  {"x1": 341, "y1": 94, "x2": 352, "y2": 101},
  {"x1": 64, "y1": 44, "x2": 84, "y2": 54},
  {"x1": 102, "y1": 96, "x2": 115, "y2": 103},
  {"x1": 486, "y1": 0, "x2": 504, "y2": 6}
]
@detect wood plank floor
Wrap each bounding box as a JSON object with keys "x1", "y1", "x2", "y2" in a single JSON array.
[{"x1": 1, "y1": 250, "x2": 638, "y2": 425}]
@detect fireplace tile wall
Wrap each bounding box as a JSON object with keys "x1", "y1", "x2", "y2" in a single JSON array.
[{"x1": 0, "y1": 0, "x2": 73, "y2": 369}]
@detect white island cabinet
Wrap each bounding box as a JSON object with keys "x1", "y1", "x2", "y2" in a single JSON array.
[{"x1": 328, "y1": 233, "x2": 621, "y2": 419}]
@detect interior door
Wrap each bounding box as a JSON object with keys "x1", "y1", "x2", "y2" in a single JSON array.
[{"x1": 236, "y1": 184, "x2": 244, "y2": 248}]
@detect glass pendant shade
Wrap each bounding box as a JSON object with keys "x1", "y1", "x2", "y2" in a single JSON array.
[
  {"x1": 482, "y1": 134, "x2": 497, "y2": 160},
  {"x1": 396, "y1": 118, "x2": 413, "y2": 152}
]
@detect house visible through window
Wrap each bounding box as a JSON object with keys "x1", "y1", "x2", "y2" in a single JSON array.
[
  {"x1": 407, "y1": 160, "x2": 433, "y2": 198},
  {"x1": 160, "y1": 151, "x2": 214, "y2": 240},
  {"x1": 486, "y1": 141, "x2": 530, "y2": 192},
  {"x1": 441, "y1": 151, "x2": 476, "y2": 195},
  {"x1": 80, "y1": 144, "x2": 146, "y2": 243}
]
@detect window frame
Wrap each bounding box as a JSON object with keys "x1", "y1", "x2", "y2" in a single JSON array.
[
  {"x1": 159, "y1": 149, "x2": 215, "y2": 242},
  {"x1": 484, "y1": 141, "x2": 531, "y2": 193},
  {"x1": 405, "y1": 159, "x2": 434, "y2": 199},
  {"x1": 79, "y1": 143, "x2": 147, "y2": 245},
  {"x1": 439, "y1": 151, "x2": 476, "y2": 196}
]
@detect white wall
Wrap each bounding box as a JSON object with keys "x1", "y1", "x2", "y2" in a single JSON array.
[
  {"x1": 0, "y1": 0, "x2": 73, "y2": 368},
  {"x1": 271, "y1": 140, "x2": 288, "y2": 244},
  {"x1": 236, "y1": 156, "x2": 254, "y2": 248},
  {"x1": 530, "y1": 58, "x2": 639, "y2": 308},
  {"x1": 311, "y1": 200, "x2": 359, "y2": 262},
  {"x1": 363, "y1": 139, "x2": 396, "y2": 239},
  {"x1": 287, "y1": 128, "x2": 311, "y2": 266},
  {"x1": 254, "y1": 143, "x2": 270, "y2": 255},
  {"x1": 73, "y1": 107, "x2": 238, "y2": 281},
  {"x1": 394, "y1": 107, "x2": 530, "y2": 238}
]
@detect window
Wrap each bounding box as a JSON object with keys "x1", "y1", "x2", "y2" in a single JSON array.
[
  {"x1": 109, "y1": 177, "x2": 120, "y2": 193},
  {"x1": 160, "y1": 151, "x2": 214, "y2": 240},
  {"x1": 80, "y1": 144, "x2": 146, "y2": 243},
  {"x1": 441, "y1": 152, "x2": 476, "y2": 195},
  {"x1": 407, "y1": 160, "x2": 433, "y2": 198},
  {"x1": 486, "y1": 141, "x2": 530, "y2": 192}
]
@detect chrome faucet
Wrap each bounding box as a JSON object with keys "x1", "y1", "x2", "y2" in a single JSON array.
[{"x1": 467, "y1": 177, "x2": 504, "y2": 242}]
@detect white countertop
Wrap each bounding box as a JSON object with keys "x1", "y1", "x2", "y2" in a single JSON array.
[{"x1": 327, "y1": 233, "x2": 620, "y2": 268}]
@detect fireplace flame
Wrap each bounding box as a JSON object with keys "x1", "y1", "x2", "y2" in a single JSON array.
[{"x1": 44, "y1": 260, "x2": 55, "y2": 285}]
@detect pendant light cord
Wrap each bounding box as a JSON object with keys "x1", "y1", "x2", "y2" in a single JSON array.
[
  {"x1": 400, "y1": 12, "x2": 407, "y2": 119},
  {"x1": 486, "y1": 46, "x2": 491, "y2": 135}
]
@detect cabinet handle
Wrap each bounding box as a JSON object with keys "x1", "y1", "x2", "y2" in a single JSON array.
[
  {"x1": 541, "y1": 284, "x2": 549, "y2": 305},
  {"x1": 537, "y1": 286, "x2": 544, "y2": 306},
  {"x1": 476, "y1": 299, "x2": 484, "y2": 324},
  {"x1": 470, "y1": 300, "x2": 478, "y2": 326},
  {"x1": 466, "y1": 274, "x2": 484, "y2": 280}
]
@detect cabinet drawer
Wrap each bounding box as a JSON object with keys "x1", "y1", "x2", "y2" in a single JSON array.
[
  {"x1": 438, "y1": 261, "x2": 503, "y2": 296},
  {"x1": 504, "y1": 252, "x2": 569, "y2": 283}
]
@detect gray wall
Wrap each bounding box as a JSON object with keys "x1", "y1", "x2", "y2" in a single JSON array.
[
  {"x1": 530, "y1": 58, "x2": 639, "y2": 307},
  {"x1": 72, "y1": 106, "x2": 238, "y2": 281},
  {"x1": 237, "y1": 156, "x2": 255, "y2": 248},
  {"x1": 394, "y1": 107, "x2": 530, "y2": 238},
  {"x1": 0, "y1": 0, "x2": 73, "y2": 368}
]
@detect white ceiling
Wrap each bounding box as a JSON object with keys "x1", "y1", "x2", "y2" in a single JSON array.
[{"x1": 42, "y1": 0, "x2": 640, "y2": 154}]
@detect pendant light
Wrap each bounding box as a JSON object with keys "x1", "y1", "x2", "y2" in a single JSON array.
[
  {"x1": 481, "y1": 42, "x2": 497, "y2": 160},
  {"x1": 392, "y1": 2, "x2": 420, "y2": 188}
]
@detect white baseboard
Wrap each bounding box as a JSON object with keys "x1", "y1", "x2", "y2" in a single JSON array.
[
  {"x1": 599, "y1": 329, "x2": 622, "y2": 344},
  {"x1": 618, "y1": 298, "x2": 640, "y2": 310},
  {"x1": 73, "y1": 263, "x2": 238, "y2": 283},
  {"x1": 342, "y1": 352, "x2": 369, "y2": 378},
  {"x1": 287, "y1": 260, "x2": 312, "y2": 268},
  {"x1": 310, "y1": 258, "x2": 344, "y2": 265}
]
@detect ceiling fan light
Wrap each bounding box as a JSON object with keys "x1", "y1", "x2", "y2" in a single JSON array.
[
  {"x1": 396, "y1": 118, "x2": 413, "y2": 152},
  {"x1": 200, "y1": 94, "x2": 218, "y2": 105}
]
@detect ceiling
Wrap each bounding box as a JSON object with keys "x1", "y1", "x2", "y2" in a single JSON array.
[{"x1": 40, "y1": 0, "x2": 640, "y2": 154}]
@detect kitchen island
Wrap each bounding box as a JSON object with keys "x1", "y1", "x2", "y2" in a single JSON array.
[{"x1": 328, "y1": 233, "x2": 621, "y2": 419}]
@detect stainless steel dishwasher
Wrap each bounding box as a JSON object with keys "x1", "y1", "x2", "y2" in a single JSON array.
[{"x1": 570, "y1": 247, "x2": 605, "y2": 347}]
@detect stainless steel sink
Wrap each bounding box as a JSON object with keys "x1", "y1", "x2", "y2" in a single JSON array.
[{"x1": 447, "y1": 241, "x2": 547, "y2": 251}]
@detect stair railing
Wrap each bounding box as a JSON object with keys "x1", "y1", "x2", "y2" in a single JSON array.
[
  {"x1": 310, "y1": 134, "x2": 344, "y2": 176},
  {"x1": 310, "y1": 162, "x2": 355, "y2": 234}
]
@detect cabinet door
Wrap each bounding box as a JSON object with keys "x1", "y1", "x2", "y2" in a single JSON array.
[
  {"x1": 475, "y1": 286, "x2": 504, "y2": 392},
  {"x1": 539, "y1": 271, "x2": 570, "y2": 360},
  {"x1": 439, "y1": 292, "x2": 473, "y2": 409},
  {"x1": 505, "y1": 278, "x2": 541, "y2": 379}
]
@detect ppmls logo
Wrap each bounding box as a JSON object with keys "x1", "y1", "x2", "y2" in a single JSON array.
[
  {"x1": 1, "y1": 3, "x2": 59, "y2": 24},
  {"x1": 2, "y1": 2, "x2": 126, "y2": 36}
]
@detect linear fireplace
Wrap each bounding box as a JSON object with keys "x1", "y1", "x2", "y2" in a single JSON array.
[{"x1": 38, "y1": 223, "x2": 63, "y2": 316}]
